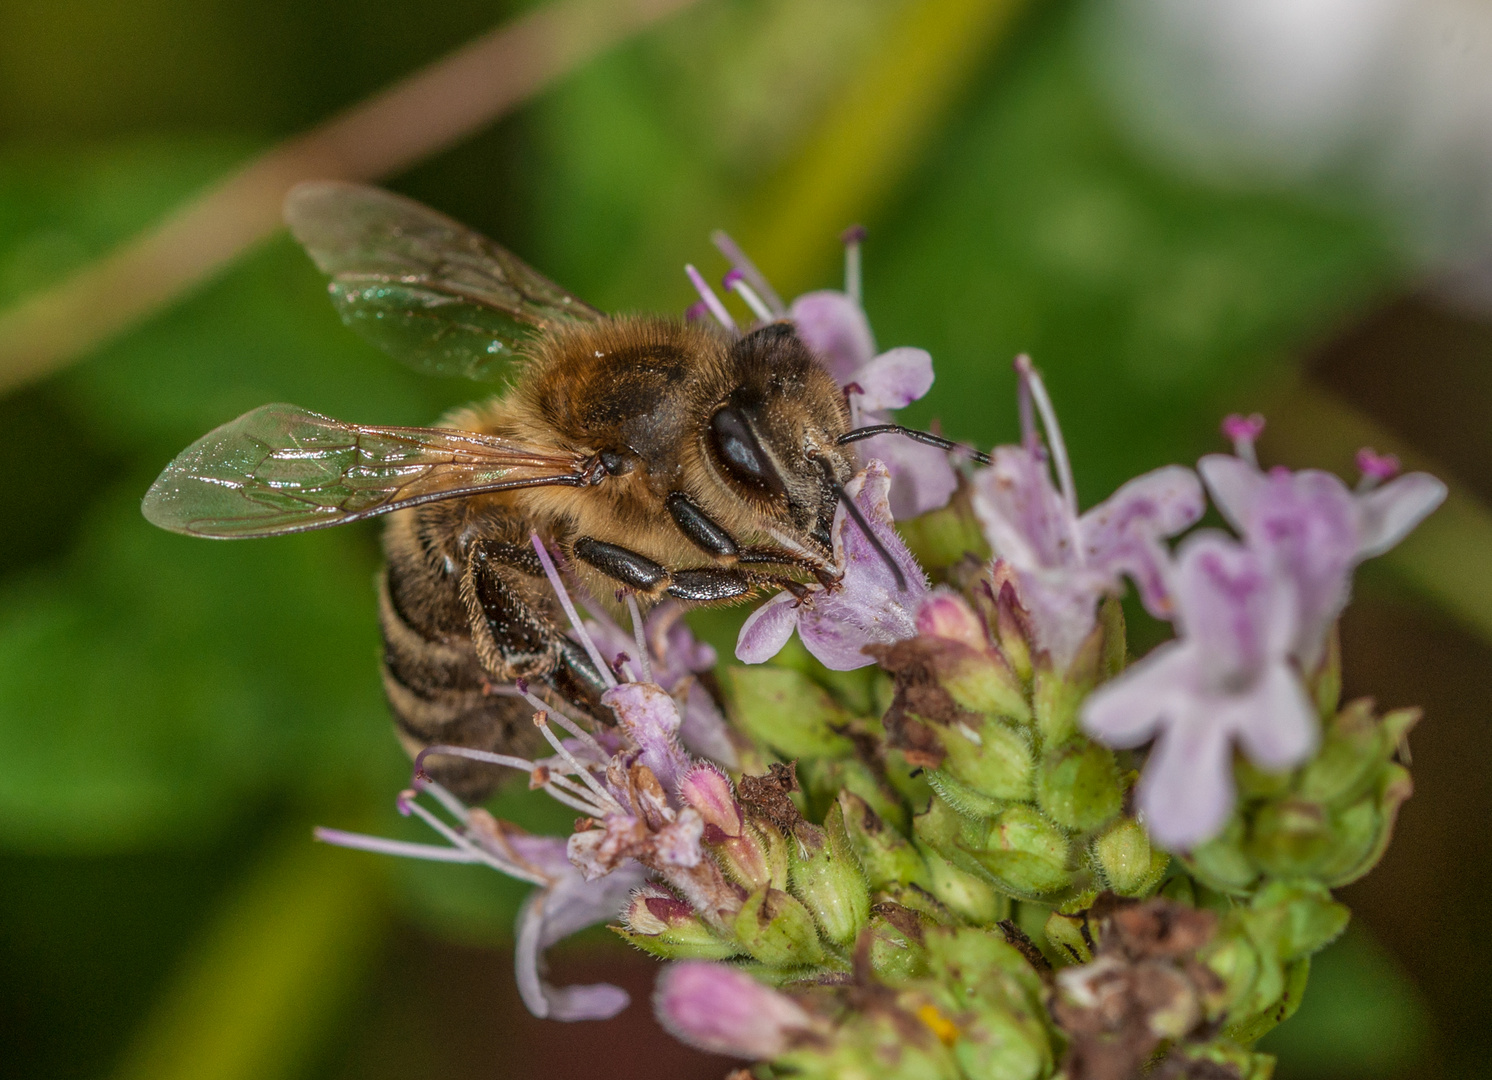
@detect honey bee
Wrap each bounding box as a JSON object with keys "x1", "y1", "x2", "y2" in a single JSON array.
[{"x1": 143, "y1": 183, "x2": 946, "y2": 796}]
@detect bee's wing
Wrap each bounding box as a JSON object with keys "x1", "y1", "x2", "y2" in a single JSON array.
[
  {"x1": 284, "y1": 182, "x2": 604, "y2": 383},
  {"x1": 143, "y1": 404, "x2": 596, "y2": 538}
]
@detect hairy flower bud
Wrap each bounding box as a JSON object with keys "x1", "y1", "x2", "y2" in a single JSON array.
[
  {"x1": 1036, "y1": 739, "x2": 1123, "y2": 832},
  {"x1": 679, "y1": 764, "x2": 783, "y2": 889},
  {"x1": 617, "y1": 885, "x2": 743, "y2": 961},
  {"x1": 965, "y1": 804, "x2": 1074, "y2": 899},
  {"x1": 837, "y1": 790, "x2": 932, "y2": 891},
  {"x1": 1091, "y1": 817, "x2": 1169, "y2": 897},
  {"x1": 788, "y1": 802, "x2": 871, "y2": 946},
  {"x1": 733, "y1": 886, "x2": 826, "y2": 968}
]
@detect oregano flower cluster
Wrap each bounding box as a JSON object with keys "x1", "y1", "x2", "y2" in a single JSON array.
[{"x1": 319, "y1": 235, "x2": 1444, "y2": 1080}]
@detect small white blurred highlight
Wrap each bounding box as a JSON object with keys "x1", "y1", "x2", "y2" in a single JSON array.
[{"x1": 1090, "y1": 0, "x2": 1492, "y2": 311}]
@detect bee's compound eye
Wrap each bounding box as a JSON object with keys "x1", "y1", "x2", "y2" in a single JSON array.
[{"x1": 708, "y1": 407, "x2": 784, "y2": 496}]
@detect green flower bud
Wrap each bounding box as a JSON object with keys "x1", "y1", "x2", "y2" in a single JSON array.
[
  {"x1": 734, "y1": 886, "x2": 826, "y2": 969},
  {"x1": 1317, "y1": 763, "x2": 1413, "y2": 886},
  {"x1": 838, "y1": 790, "x2": 932, "y2": 892},
  {"x1": 789, "y1": 804, "x2": 871, "y2": 947},
  {"x1": 965, "y1": 805, "x2": 1073, "y2": 899},
  {"x1": 615, "y1": 887, "x2": 743, "y2": 961},
  {"x1": 1246, "y1": 797, "x2": 1335, "y2": 878},
  {"x1": 925, "y1": 766, "x2": 1006, "y2": 820},
  {"x1": 913, "y1": 799, "x2": 1013, "y2": 922},
  {"x1": 938, "y1": 714, "x2": 1035, "y2": 802},
  {"x1": 923, "y1": 927, "x2": 1053, "y2": 1080},
  {"x1": 1036, "y1": 739, "x2": 1123, "y2": 832},
  {"x1": 1044, "y1": 909, "x2": 1092, "y2": 965},
  {"x1": 780, "y1": 1005, "x2": 963, "y2": 1080},
  {"x1": 866, "y1": 904, "x2": 933, "y2": 983},
  {"x1": 941, "y1": 653, "x2": 1030, "y2": 723},
  {"x1": 721, "y1": 665, "x2": 855, "y2": 759},
  {"x1": 1248, "y1": 879, "x2": 1350, "y2": 962},
  {"x1": 1168, "y1": 1039, "x2": 1278, "y2": 1080},
  {"x1": 1185, "y1": 816, "x2": 1261, "y2": 895},
  {"x1": 1092, "y1": 817, "x2": 1169, "y2": 897}
]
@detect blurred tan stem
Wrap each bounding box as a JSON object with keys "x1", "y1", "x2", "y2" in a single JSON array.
[
  {"x1": 109, "y1": 830, "x2": 385, "y2": 1080},
  {"x1": 0, "y1": 0, "x2": 701, "y2": 396},
  {"x1": 1263, "y1": 378, "x2": 1492, "y2": 644}
]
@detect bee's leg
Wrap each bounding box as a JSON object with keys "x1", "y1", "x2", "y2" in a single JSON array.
[
  {"x1": 666, "y1": 491, "x2": 834, "y2": 584},
  {"x1": 463, "y1": 539, "x2": 610, "y2": 716},
  {"x1": 574, "y1": 536, "x2": 793, "y2": 603}
]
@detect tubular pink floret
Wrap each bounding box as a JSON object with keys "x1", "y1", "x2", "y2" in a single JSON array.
[
  {"x1": 709, "y1": 230, "x2": 785, "y2": 315},
  {"x1": 684, "y1": 300, "x2": 709, "y2": 322},
  {"x1": 530, "y1": 532, "x2": 616, "y2": 689},
  {"x1": 1221, "y1": 413, "x2": 1266, "y2": 466},
  {"x1": 684, "y1": 264, "x2": 736, "y2": 332},
  {"x1": 1356, "y1": 446, "x2": 1401, "y2": 483}
]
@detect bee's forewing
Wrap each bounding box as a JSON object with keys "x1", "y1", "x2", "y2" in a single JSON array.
[
  {"x1": 142, "y1": 403, "x2": 593, "y2": 538},
  {"x1": 284, "y1": 182, "x2": 603, "y2": 382}
]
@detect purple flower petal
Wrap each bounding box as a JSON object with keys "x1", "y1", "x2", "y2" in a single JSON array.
[
  {"x1": 1081, "y1": 465, "x2": 1206, "y2": 618},
  {"x1": 1356, "y1": 471, "x2": 1447, "y2": 558},
  {"x1": 678, "y1": 681, "x2": 737, "y2": 769},
  {"x1": 854, "y1": 427, "x2": 959, "y2": 519},
  {"x1": 1081, "y1": 642, "x2": 1193, "y2": 749},
  {"x1": 654, "y1": 962, "x2": 817, "y2": 1058},
  {"x1": 514, "y1": 840, "x2": 645, "y2": 1020},
  {"x1": 1136, "y1": 713, "x2": 1236, "y2": 852},
  {"x1": 788, "y1": 290, "x2": 875, "y2": 383},
  {"x1": 1227, "y1": 665, "x2": 1318, "y2": 771},
  {"x1": 1197, "y1": 453, "x2": 1267, "y2": 533},
  {"x1": 735, "y1": 591, "x2": 801, "y2": 664},
  {"x1": 850, "y1": 347, "x2": 934, "y2": 411},
  {"x1": 973, "y1": 445, "x2": 1075, "y2": 571},
  {"x1": 1173, "y1": 533, "x2": 1295, "y2": 685},
  {"x1": 603, "y1": 683, "x2": 689, "y2": 794}
]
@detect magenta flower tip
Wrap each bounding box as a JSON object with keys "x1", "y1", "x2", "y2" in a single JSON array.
[
  {"x1": 684, "y1": 300, "x2": 709, "y2": 321},
  {"x1": 840, "y1": 223, "x2": 867, "y2": 245},
  {"x1": 396, "y1": 789, "x2": 417, "y2": 816},
  {"x1": 1221, "y1": 413, "x2": 1266, "y2": 442},
  {"x1": 1356, "y1": 447, "x2": 1401, "y2": 481},
  {"x1": 722, "y1": 268, "x2": 744, "y2": 289}
]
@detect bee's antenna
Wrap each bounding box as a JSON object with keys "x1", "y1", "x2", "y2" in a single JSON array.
[
  {"x1": 837, "y1": 424, "x2": 991, "y2": 466},
  {"x1": 812, "y1": 457, "x2": 908, "y2": 593}
]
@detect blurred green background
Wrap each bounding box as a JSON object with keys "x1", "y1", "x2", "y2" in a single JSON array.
[{"x1": 1, "y1": 1, "x2": 1488, "y2": 1078}]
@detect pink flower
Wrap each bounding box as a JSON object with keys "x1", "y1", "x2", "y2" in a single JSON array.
[
  {"x1": 1082, "y1": 532, "x2": 1317, "y2": 850},
  {"x1": 654, "y1": 961, "x2": 821, "y2": 1058},
  {"x1": 736, "y1": 462, "x2": 929, "y2": 670},
  {"x1": 971, "y1": 358, "x2": 1204, "y2": 670},
  {"x1": 1199, "y1": 416, "x2": 1446, "y2": 668}
]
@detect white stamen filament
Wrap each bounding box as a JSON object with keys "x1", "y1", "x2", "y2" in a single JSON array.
[
  {"x1": 518, "y1": 687, "x2": 605, "y2": 760},
  {"x1": 625, "y1": 595, "x2": 653, "y2": 684},
  {"x1": 1235, "y1": 435, "x2": 1259, "y2": 469},
  {"x1": 1016, "y1": 354, "x2": 1079, "y2": 517},
  {"x1": 401, "y1": 793, "x2": 546, "y2": 881},
  {"x1": 314, "y1": 827, "x2": 481, "y2": 863},
  {"x1": 684, "y1": 264, "x2": 736, "y2": 332},
  {"x1": 843, "y1": 236, "x2": 862, "y2": 305},
  {"x1": 534, "y1": 713, "x2": 624, "y2": 814},
  {"x1": 727, "y1": 277, "x2": 774, "y2": 322},
  {"x1": 530, "y1": 532, "x2": 617, "y2": 689},
  {"x1": 710, "y1": 230, "x2": 785, "y2": 315}
]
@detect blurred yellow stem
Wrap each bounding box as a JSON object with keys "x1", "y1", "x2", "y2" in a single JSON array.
[
  {"x1": 0, "y1": 0, "x2": 702, "y2": 396},
  {"x1": 738, "y1": 0, "x2": 1033, "y2": 295},
  {"x1": 109, "y1": 830, "x2": 385, "y2": 1080}
]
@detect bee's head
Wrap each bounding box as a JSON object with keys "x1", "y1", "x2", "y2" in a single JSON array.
[{"x1": 704, "y1": 322, "x2": 853, "y2": 552}]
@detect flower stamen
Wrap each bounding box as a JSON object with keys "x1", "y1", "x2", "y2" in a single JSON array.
[
  {"x1": 626, "y1": 594, "x2": 654, "y2": 684},
  {"x1": 684, "y1": 264, "x2": 736, "y2": 332},
  {"x1": 1221, "y1": 413, "x2": 1266, "y2": 467},
  {"x1": 841, "y1": 224, "x2": 866, "y2": 304},
  {"x1": 530, "y1": 532, "x2": 617, "y2": 689},
  {"x1": 710, "y1": 230, "x2": 785, "y2": 315},
  {"x1": 722, "y1": 269, "x2": 774, "y2": 322}
]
